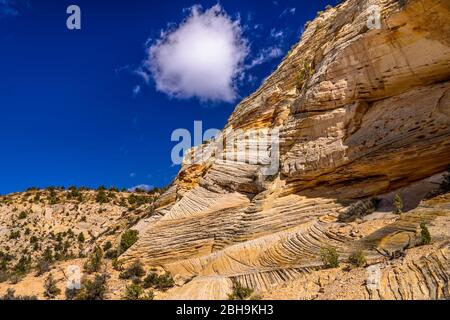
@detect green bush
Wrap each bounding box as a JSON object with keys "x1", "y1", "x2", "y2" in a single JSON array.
[
  {"x1": 127, "y1": 194, "x2": 154, "y2": 207},
  {"x1": 83, "y1": 246, "x2": 103, "y2": 274},
  {"x1": 65, "y1": 288, "x2": 80, "y2": 300},
  {"x1": 67, "y1": 188, "x2": 82, "y2": 201},
  {"x1": 112, "y1": 258, "x2": 124, "y2": 271},
  {"x1": 320, "y1": 247, "x2": 339, "y2": 269},
  {"x1": 119, "y1": 230, "x2": 139, "y2": 254},
  {"x1": 0, "y1": 288, "x2": 38, "y2": 300},
  {"x1": 18, "y1": 211, "x2": 28, "y2": 219},
  {"x1": 75, "y1": 274, "x2": 108, "y2": 300},
  {"x1": 78, "y1": 232, "x2": 85, "y2": 243},
  {"x1": 123, "y1": 283, "x2": 154, "y2": 300},
  {"x1": 9, "y1": 230, "x2": 20, "y2": 240},
  {"x1": 0, "y1": 270, "x2": 9, "y2": 283},
  {"x1": 393, "y1": 194, "x2": 403, "y2": 214},
  {"x1": 102, "y1": 241, "x2": 113, "y2": 252},
  {"x1": 43, "y1": 247, "x2": 54, "y2": 263},
  {"x1": 0, "y1": 252, "x2": 12, "y2": 271},
  {"x1": 35, "y1": 258, "x2": 51, "y2": 276},
  {"x1": 44, "y1": 273, "x2": 61, "y2": 298},
  {"x1": 295, "y1": 59, "x2": 314, "y2": 90},
  {"x1": 348, "y1": 250, "x2": 367, "y2": 268},
  {"x1": 13, "y1": 255, "x2": 31, "y2": 275},
  {"x1": 104, "y1": 249, "x2": 118, "y2": 260},
  {"x1": 142, "y1": 272, "x2": 175, "y2": 291},
  {"x1": 96, "y1": 189, "x2": 109, "y2": 204},
  {"x1": 418, "y1": 222, "x2": 431, "y2": 246},
  {"x1": 228, "y1": 281, "x2": 253, "y2": 300},
  {"x1": 119, "y1": 260, "x2": 146, "y2": 280}
]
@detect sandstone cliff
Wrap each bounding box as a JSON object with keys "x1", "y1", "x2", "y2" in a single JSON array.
[{"x1": 121, "y1": 0, "x2": 450, "y2": 300}]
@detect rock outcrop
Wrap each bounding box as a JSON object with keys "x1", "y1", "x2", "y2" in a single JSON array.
[{"x1": 122, "y1": 0, "x2": 450, "y2": 300}]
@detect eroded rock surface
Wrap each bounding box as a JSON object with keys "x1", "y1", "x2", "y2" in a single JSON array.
[{"x1": 121, "y1": 0, "x2": 450, "y2": 300}]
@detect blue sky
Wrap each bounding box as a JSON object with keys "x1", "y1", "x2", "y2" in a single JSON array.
[{"x1": 0, "y1": 0, "x2": 336, "y2": 194}]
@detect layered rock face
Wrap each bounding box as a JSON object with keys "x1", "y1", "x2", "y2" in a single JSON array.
[{"x1": 123, "y1": 0, "x2": 450, "y2": 300}]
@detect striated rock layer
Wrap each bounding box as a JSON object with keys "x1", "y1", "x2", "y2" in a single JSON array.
[{"x1": 123, "y1": 0, "x2": 450, "y2": 300}]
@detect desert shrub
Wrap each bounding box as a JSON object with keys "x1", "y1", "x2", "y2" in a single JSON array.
[
  {"x1": 348, "y1": 250, "x2": 367, "y2": 268},
  {"x1": 393, "y1": 194, "x2": 403, "y2": 214},
  {"x1": 67, "y1": 229, "x2": 75, "y2": 238},
  {"x1": 65, "y1": 288, "x2": 80, "y2": 300},
  {"x1": 33, "y1": 193, "x2": 41, "y2": 203},
  {"x1": 0, "y1": 252, "x2": 12, "y2": 271},
  {"x1": 9, "y1": 273, "x2": 22, "y2": 284},
  {"x1": 127, "y1": 194, "x2": 152, "y2": 206},
  {"x1": 105, "y1": 249, "x2": 118, "y2": 260},
  {"x1": 44, "y1": 273, "x2": 61, "y2": 298},
  {"x1": 118, "y1": 229, "x2": 139, "y2": 254},
  {"x1": 0, "y1": 288, "x2": 38, "y2": 300},
  {"x1": 142, "y1": 272, "x2": 158, "y2": 288},
  {"x1": 43, "y1": 247, "x2": 54, "y2": 263},
  {"x1": 122, "y1": 283, "x2": 154, "y2": 300},
  {"x1": 418, "y1": 222, "x2": 431, "y2": 246},
  {"x1": 35, "y1": 259, "x2": 51, "y2": 276},
  {"x1": 48, "y1": 188, "x2": 59, "y2": 204},
  {"x1": 320, "y1": 247, "x2": 339, "y2": 269},
  {"x1": 9, "y1": 230, "x2": 20, "y2": 240},
  {"x1": 13, "y1": 255, "x2": 31, "y2": 275},
  {"x1": 0, "y1": 270, "x2": 9, "y2": 283},
  {"x1": 96, "y1": 189, "x2": 109, "y2": 204},
  {"x1": 83, "y1": 246, "x2": 103, "y2": 274},
  {"x1": 67, "y1": 188, "x2": 82, "y2": 201},
  {"x1": 78, "y1": 232, "x2": 85, "y2": 243},
  {"x1": 102, "y1": 241, "x2": 113, "y2": 251},
  {"x1": 295, "y1": 59, "x2": 314, "y2": 90},
  {"x1": 228, "y1": 281, "x2": 253, "y2": 300},
  {"x1": 119, "y1": 260, "x2": 145, "y2": 280},
  {"x1": 112, "y1": 258, "x2": 125, "y2": 271},
  {"x1": 18, "y1": 211, "x2": 27, "y2": 219},
  {"x1": 338, "y1": 198, "x2": 380, "y2": 222},
  {"x1": 75, "y1": 274, "x2": 108, "y2": 300},
  {"x1": 142, "y1": 272, "x2": 175, "y2": 291}
]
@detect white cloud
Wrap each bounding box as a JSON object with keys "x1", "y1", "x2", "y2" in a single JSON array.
[
  {"x1": 270, "y1": 28, "x2": 284, "y2": 39},
  {"x1": 132, "y1": 85, "x2": 141, "y2": 97},
  {"x1": 129, "y1": 172, "x2": 136, "y2": 178},
  {"x1": 128, "y1": 184, "x2": 154, "y2": 192},
  {"x1": 141, "y1": 4, "x2": 249, "y2": 103},
  {"x1": 248, "y1": 47, "x2": 283, "y2": 69},
  {"x1": 280, "y1": 7, "x2": 296, "y2": 17}
]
